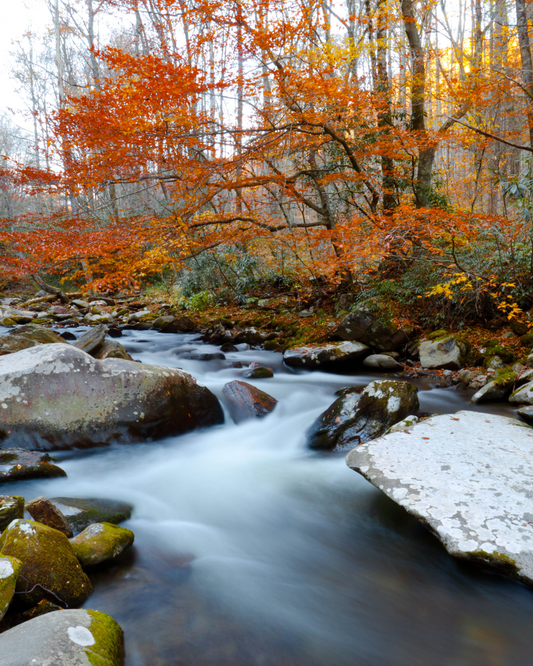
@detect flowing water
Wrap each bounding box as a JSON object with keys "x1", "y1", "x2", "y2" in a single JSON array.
[{"x1": 5, "y1": 330, "x2": 533, "y2": 666}]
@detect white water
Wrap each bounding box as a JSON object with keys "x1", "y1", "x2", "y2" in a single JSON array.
[{"x1": 6, "y1": 330, "x2": 533, "y2": 666}]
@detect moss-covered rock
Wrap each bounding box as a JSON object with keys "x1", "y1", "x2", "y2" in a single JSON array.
[
  {"x1": 0, "y1": 450, "x2": 66, "y2": 483},
  {"x1": 0, "y1": 556, "x2": 21, "y2": 621},
  {"x1": 71, "y1": 522, "x2": 134, "y2": 567},
  {"x1": 0, "y1": 519, "x2": 92, "y2": 608},
  {"x1": 0, "y1": 608, "x2": 124, "y2": 666},
  {"x1": 9, "y1": 324, "x2": 66, "y2": 345},
  {"x1": 283, "y1": 341, "x2": 370, "y2": 368},
  {"x1": 0, "y1": 496, "x2": 24, "y2": 532},
  {"x1": 471, "y1": 369, "x2": 517, "y2": 403},
  {"x1": 49, "y1": 497, "x2": 133, "y2": 534},
  {"x1": 509, "y1": 380, "x2": 533, "y2": 405},
  {"x1": 243, "y1": 365, "x2": 274, "y2": 379}
]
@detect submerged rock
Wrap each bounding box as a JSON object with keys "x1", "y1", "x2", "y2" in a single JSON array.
[
  {"x1": 71, "y1": 522, "x2": 134, "y2": 567},
  {"x1": 49, "y1": 497, "x2": 133, "y2": 534},
  {"x1": 0, "y1": 344, "x2": 224, "y2": 450},
  {"x1": 0, "y1": 556, "x2": 21, "y2": 621},
  {"x1": 0, "y1": 519, "x2": 92, "y2": 607},
  {"x1": 0, "y1": 450, "x2": 66, "y2": 483},
  {"x1": 222, "y1": 380, "x2": 277, "y2": 423},
  {"x1": 0, "y1": 496, "x2": 24, "y2": 532},
  {"x1": 26, "y1": 497, "x2": 73, "y2": 538},
  {"x1": 346, "y1": 411, "x2": 533, "y2": 586},
  {"x1": 0, "y1": 608, "x2": 124, "y2": 666},
  {"x1": 419, "y1": 335, "x2": 467, "y2": 370},
  {"x1": 283, "y1": 341, "x2": 369, "y2": 368}
]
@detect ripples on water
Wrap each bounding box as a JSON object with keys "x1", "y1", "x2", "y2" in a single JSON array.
[{"x1": 5, "y1": 329, "x2": 533, "y2": 666}]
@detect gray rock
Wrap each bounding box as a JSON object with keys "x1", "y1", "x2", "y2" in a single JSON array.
[
  {"x1": 471, "y1": 372, "x2": 517, "y2": 403},
  {"x1": 335, "y1": 309, "x2": 412, "y2": 351},
  {"x1": 71, "y1": 522, "x2": 134, "y2": 567},
  {"x1": 419, "y1": 336, "x2": 467, "y2": 370},
  {"x1": 346, "y1": 411, "x2": 533, "y2": 586},
  {"x1": 517, "y1": 405, "x2": 533, "y2": 423},
  {"x1": 49, "y1": 498, "x2": 133, "y2": 534},
  {"x1": 336, "y1": 380, "x2": 419, "y2": 449},
  {"x1": 222, "y1": 380, "x2": 277, "y2": 423},
  {"x1": 283, "y1": 341, "x2": 369, "y2": 368},
  {"x1": 509, "y1": 380, "x2": 533, "y2": 405},
  {"x1": 0, "y1": 608, "x2": 124, "y2": 665},
  {"x1": 0, "y1": 496, "x2": 24, "y2": 531},
  {"x1": 72, "y1": 324, "x2": 107, "y2": 355},
  {"x1": 362, "y1": 354, "x2": 403, "y2": 371},
  {"x1": 386, "y1": 415, "x2": 419, "y2": 434},
  {"x1": 0, "y1": 344, "x2": 224, "y2": 450}
]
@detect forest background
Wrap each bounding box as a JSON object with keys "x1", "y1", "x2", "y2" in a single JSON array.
[{"x1": 2, "y1": 0, "x2": 533, "y2": 332}]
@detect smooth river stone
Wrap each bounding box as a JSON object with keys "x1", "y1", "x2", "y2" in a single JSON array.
[{"x1": 346, "y1": 411, "x2": 533, "y2": 586}]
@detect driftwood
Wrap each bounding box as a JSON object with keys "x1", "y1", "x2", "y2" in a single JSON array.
[{"x1": 31, "y1": 275, "x2": 70, "y2": 304}]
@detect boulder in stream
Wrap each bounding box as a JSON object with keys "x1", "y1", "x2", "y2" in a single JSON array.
[
  {"x1": 71, "y1": 522, "x2": 134, "y2": 567},
  {"x1": 283, "y1": 341, "x2": 369, "y2": 368},
  {"x1": 0, "y1": 519, "x2": 92, "y2": 607},
  {"x1": 0, "y1": 450, "x2": 66, "y2": 483},
  {"x1": 71, "y1": 324, "x2": 107, "y2": 355},
  {"x1": 306, "y1": 386, "x2": 365, "y2": 450},
  {"x1": 49, "y1": 497, "x2": 133, "y2": 534},
  {"x1": 0, "y1": 556, "x2": 21, "y2": 621},
  {"x1": 346, "y1": 411, "x2": 533, "y2": 586},
  {"x1": 222, "y1": 380, "x2": 277, "y2": 423},
  {"x1": 0, "y1": 344, "x2": 224, "y2": 450},
  {"x1": 26, "y1": 497, "x2": 73, "y2": 538},
  {"x1": 0, "y1": 608, "x2": 125, "y2": 666},
  {"x1": 419, "y1": 335, "x2": 467, "y2": 370}
]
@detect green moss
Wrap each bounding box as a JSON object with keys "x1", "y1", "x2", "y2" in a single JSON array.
[
  {"x1": 427, "y1": 329, "x2": 449, "y2": 341},
  {"x1": 470, "y1": 549, "x2": 519, "y2": 576},
  {"x1": 263, "y1": 340, "x2": 279, "y2": 351},
  {"x1": 86, "y1": 609, "x2": 125, "y2": 666},
  {"x1": 493, "y1": 368, "x2": 518, "y2": 387}
]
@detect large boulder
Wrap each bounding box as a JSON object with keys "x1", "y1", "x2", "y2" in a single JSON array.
[
  {"x1": 71, "y1": 522, "x2": 134, "y2": 567},
  {"x1": 26, "y1": 497, "x2": 73, "y2": 537},
  {"x1": 419, "y1": 335, "x2": 467, "y2": 370},
  {"x1": 0, "y1": 556, "x2": 21, "y2": 621},
  {"x1": 0, "y1": 519, "x2": 92, "y2": 607},
  {"x1": 306, "y1": 387, "x2": 365, "y2": 450},
  {"x1": 0, "y1": 608, "x2": 124, "y2": 666},
  {"x1": 283, "y1": 341, "x2": 369, "y2": 369},
  {"x1": 222, "y1": 381, "x2": 277, "y2": 423},
  {"x1": 346, "y1": 411, "x2": 533, "y2": 586},
  {"x1": 336, "y1": 380, "x2": 419, "y2": 450},
  {"x1": 49, "y1": 498, "x2": 133, "y2": 534},
  {"x1": 0, "y1": 344, "x2": 224, "y2": 450},
  {"x1": 335, "y1": 309, "x2": 412, "y2": 352}
]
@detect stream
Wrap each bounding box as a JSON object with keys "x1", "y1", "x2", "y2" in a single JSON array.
[{"x1": 4, "y1": 329, "x2": 533, "y2": 666}]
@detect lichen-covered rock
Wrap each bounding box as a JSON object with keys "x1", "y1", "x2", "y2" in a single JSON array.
[
  {"x1": 0, "y1": 608, "x2": 124, "y2": 666},
  {"x1": 335, "y1": 309, "x2": 412, "y2": 352},
  {"x1": 0, "y1": 334, "x2": 39, "y2": 356},
  {"x1": 26, "y1": 497, "x2": 73, "y2": 538},
  {"x1": 0, "y1": 556, "x2": 21, "y2": 621},
  {"x1": 283, "y1": 341, "x2": 369, "y2": 368},
  {"x1": 336, "y1": 380, "x2": 419, "y2": 450},
  {"x1": 0, "y1": 496, "x2": 24, "y2": 531},
  {"x1": 71, "y1": 324, "x2": 107, "y2": 355},
  {"x1": 0, "y1": 344, "x2": 224, "y2": 450},
  {"x1": 471, "y1": 369, "x2": 517, "y2": 403},
  {"x1": 71, "y1": 522, "x2": 134, "y2": 567},
  {"x1": 306, "y1": 387, "x2": 365, "y2": 450},
  {"x1": 362, "y1": 354, "x2": 403, "y2": 371},
  {"x1": 49, "y1": 498, "x2": 133, "y2": 534},
  {"x1": 0, "y1": 450, "x2": 66, "y2": 483},
  {"x1": 222, "y1": 380, "x2": 277, "y2": 423},
  {"x1": 243, "y1": 364, "x2": 274, "y2": 379},
  {"x1": 419, "y1": 335, "x2": 467, "y2": 370},
  {"x1": 346, "y1": 411, "x2": 533, "y2": 586},
  {"x1": 509, "y1": 380, "x2": 533, "y2": 405},
  {"x1": 0, "y1": 519, "x2": 92, "y2": 607}
]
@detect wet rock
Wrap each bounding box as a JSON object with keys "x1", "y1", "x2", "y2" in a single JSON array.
[
  {"x1": 71, "y1": 522, "x2": 134, "y2": 567},
  {"x1": 0, "y1": 608, "x2": 124, "y2": 666},
  {"x1": 0, "y1": 556, "x2": 21, "y2": 621},
  {"x1": 0, "y1": 519, "x2": 92, "y2": 607},
  {"x1": 419, "y1": 335, "x2": 467, "y2": 370},
  {"x1": 93, "y1": 340, "x2": 133, "y2": 361},
  {"x1": 0, "y1": 496, "x2": 24, "y2": 532},
  {"x1": 243, "y1": 364, "x2": 274, "y2": 379},
  {"x1": 179, "y1": 350, "x2": 225, "y2": 361},
  {"x1": 2, "y1": 310, "x2": 36, "y2": 325},
  {"x1": 71, "y1": 324, "x2": 107, "y2": 355},
  {"x1": 107, "y1": 327, "x2": 123, "y2": 338},
  {"x1": 336, "y1": 380, "x2": 419, "y2": 449},
  {"x1": 203, "y1": 323, "x2": 226, "y2": 345},
  {"x1": 306, "y1": 387, "x2": 364, "y2": 450},
  {"x1": 222, "y1": 380, "x2": 277, "y2": 423},
  {"x1": 235, "y1": 328, "x2": 265, "y2": 346},
  {"x1": 471, "y1": 370, "x2": 517, "y2": 403},
  {"x1": 9, "y1": 324, "x2": 66, "y2": 345},
  {"x1": 0, "y1": 335, "x2": 39, "y2": 356},
  {"x1": 283, "y1": 341, "x2": 369, "y2": 368},
  {"x1": 220, "y1": 343, "x2": 238, "y2": 352},
  {"x1": 509, "y1": 380, "x2": 533, "y2": 405},
  {"x1": 517, "y1": 405, "x2": 533, "y2": 423},
  {"x1": 26, "y1": 497, "x2": 73, "y2": 538},
  {"x1": 0, "y1": 344, "x2": 224, "y2": 450},
  {"x1": 49, "y1": 498, "x2": 133, "y2": 534},
  {"x1": 362, "y1": 354, "x2": 403, "y2": 371},
  {"x1": 59, "y1": 331, "x2": 77, "y2": 341},
  {"x1": 0, "y1": 450, "x2": 66, "y2": 483},
  {"x1": 335, "y1": 309, "x2": 412, "y2": 352},
  {"x1": 346, "y1": 411, "x2": 533, "y2": 587},
  {"x1": 10, "y1": 599, "x2": 63, "y2": 626}
]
